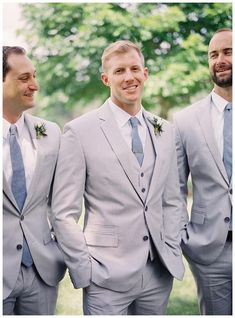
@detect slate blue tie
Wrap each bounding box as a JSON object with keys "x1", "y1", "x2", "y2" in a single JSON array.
[
  {"x1": 129, "y1": 117, "x2": 144, "y2": 166},
  {"x1": 223, "y1": 103, "x2": 232, "y2": 182},
  {"x1": 9, "y1": 124, "x2": 33, "y2": 267}
]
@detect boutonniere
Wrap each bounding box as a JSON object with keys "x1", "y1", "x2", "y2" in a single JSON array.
[
  {"x1": 35, "y1": 123, "x2": 47, "y2": 139},
  {"x1": 147, "y1": 116, "x2": 164, "y2": 136}
]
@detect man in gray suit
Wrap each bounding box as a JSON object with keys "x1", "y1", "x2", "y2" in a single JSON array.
[
  {"x1": 174, "y1": 29, "x2": 232, "y2": 315},
  {"x1": 3, "y1": 46, "x2": 66, "y2": 315},
  {"x1": 52, "y1": 40, "x2": 184, "y2": 315}
]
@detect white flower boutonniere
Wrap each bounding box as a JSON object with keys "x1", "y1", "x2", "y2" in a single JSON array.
[
  {"x1": 35, "y1": 123, "x2": 47, "y2": 139},
  {"x1": 148, "y1": 116, "x2": 164, "y2": 136}
]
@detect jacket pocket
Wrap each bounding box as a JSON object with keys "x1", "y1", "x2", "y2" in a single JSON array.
[
  {"x1": 85, "y1": 231, "x2": 118, "y2": 247},
  {"x1": 190, "y1": 211, "x2": 205, "y2": 224}
]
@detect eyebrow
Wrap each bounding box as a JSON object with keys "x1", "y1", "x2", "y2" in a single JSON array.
[{"x1": 17, "y1": 70, "x2": 36, "y2": 77}]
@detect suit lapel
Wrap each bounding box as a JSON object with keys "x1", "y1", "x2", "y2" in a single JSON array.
[
  {"x1": 196, "y1": 95, "x2": 229, "y2": 185},
  {"x1": 3, "y1": 173, "x2": 20, "y2": 214},
  {"x1": 21, "y1": 114, "x2": 44, "y2": 212},
  {"x1": 98, "y1": 102, "x2": 144, "y2": 204},
  {"x1": 143, "y1": 112, "x2": 166, "y2": 202}
]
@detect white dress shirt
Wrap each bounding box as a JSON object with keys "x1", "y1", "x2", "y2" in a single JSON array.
[
  {"x1": 211, "y1": 90, "x2": 230, "y2": 159},
  {"x1": 3, "y1": 113, "x2": 37, "y2": 191},
  {"x1": 109, "y1": 98, "x2": 147, "y2": 151}
]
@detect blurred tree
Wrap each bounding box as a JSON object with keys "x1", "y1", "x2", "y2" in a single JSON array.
[{"x1": 19, "y1": 2, "x2": 232, "y2": 123}]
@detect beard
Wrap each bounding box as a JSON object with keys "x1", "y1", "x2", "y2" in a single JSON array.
[{"x1": 211, "y1": 64, "x2": 232, "y2": 88}]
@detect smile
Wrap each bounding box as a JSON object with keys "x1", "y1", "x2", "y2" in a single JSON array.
[{"x1": 123, "y1": 85, "x2": 138, "y2": 91}]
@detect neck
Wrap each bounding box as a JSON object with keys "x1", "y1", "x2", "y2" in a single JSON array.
[
  {"x1": 3, "y1": 108, "x2": 22, "y2": 124},
  {"x1": 214, "y1": 85, "x2": 232, "y2": 102}
]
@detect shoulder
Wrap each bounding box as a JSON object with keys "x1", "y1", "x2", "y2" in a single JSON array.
[
  {"x1": 64, "y1": 108, "x2": 98, "y2": 133},
  {"x1": 25, "y1": 113, "x2": 61, "y2": 139},
  {"x1": 174, "y1": 93, "x2": 211, "y2": 123}
]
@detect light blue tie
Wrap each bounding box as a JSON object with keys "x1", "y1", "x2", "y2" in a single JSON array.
[
  {"x1": 9, "y1": 124, "x2": 33, "y2": 267},
  {"x1": 129, "y1": 117, "x2": 144, "y2": 166},
  {"x1": 223, "y1": 103, "x2": 232, "y2": 181}
]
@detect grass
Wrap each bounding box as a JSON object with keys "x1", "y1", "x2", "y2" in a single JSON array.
[{"x1": 56, "y1": 257, "x2": 199, "y2": 315}]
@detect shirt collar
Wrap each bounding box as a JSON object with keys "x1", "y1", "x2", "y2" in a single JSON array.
[
  {"x1": 3, "y1": 113, "x2": 25, "y2": 140},
  {"x1": 108, "y1": 97, "x2": 144, "y2": 128},
  {"x1": 211, "y1": 90, "x2": 230, "y2": 113}
]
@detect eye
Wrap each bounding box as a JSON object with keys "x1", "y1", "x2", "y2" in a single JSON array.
[
  {"x1": 132, "y1": 66, "x2": 140, "y2": 71},
  {"x1": 114, "y1": 69, "x2": 123, "y2": 74},
  {"x1": 209, "y1": 53, "x2": 218, "y2": 60},
  {"x1": 19, "y1": 77, "x2": 29, "y2": 82},
  {"x1": 224, "y1": 49, "x2": 232, "y2": 56}
]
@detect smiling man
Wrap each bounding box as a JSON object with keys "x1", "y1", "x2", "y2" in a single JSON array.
[
  {"x1": 3, "y1": 46, "x2": 66, "y2": 315},
  {"x1": 52, "y1": 40, "x2": 184, "y2": 315},
  {"x1": 174, "y1": 29, "x2": 232, "y2": 315}
]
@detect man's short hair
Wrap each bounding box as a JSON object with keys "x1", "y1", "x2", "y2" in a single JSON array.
[
  {"x1": 3, "y1": 46, "x2": 26, "y2": 81},
  {"x1": 101, "y1": 40, "x2": 145, "y2": 72}
]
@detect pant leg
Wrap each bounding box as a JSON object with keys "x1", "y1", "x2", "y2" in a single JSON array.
[
  {"x1": 187, "y1": 241, "x2": 232, "y2": 315},
  {"x1": 3, "y1": 265, "x2": 58, "y2": 315},
  {"x1": 130, "y1": 257, "x2": 173, "y2": 315},
  {"x1": 83, "y1": 282, "x2": 133, "y2": 315}
]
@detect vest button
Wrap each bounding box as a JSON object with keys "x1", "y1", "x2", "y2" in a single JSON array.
[
  {"x1": 141, "y1": 172, "x2": 144, "y2": 177},
  {"x1": 224, "y1": 217, "x2": 230, "y2": 223},
  {"x1": 20, "y1": 215, "x2": 24, "y2": 221},
  {"x1": 143, "y1": 236, "x2": 149, "y2": 241},
  {"x1": 16, "y1": 244, "x2": 22, "y2": 250},
  {"x1": 141, "y1": 188, "x2": 146, "y2": 193}
]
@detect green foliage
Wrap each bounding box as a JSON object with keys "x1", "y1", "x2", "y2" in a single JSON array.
[{"x1": 19, "y1": 3, "x2": 232, "y2": 122}]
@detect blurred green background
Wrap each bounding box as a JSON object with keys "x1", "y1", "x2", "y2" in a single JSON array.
[{"x1": 16, "y1": 2, "x2": 232, "y2": 125}]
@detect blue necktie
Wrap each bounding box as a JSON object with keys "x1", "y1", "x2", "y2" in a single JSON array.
[
  {"x1": 223, "y1": 103, "x2": 232, "y2": 182},
  {"x1": 129, "y1": 117, "x2": 144, "y2": 166},
  {"x1": 9, "y1": 124, "x2": 33, "y2": 267}
]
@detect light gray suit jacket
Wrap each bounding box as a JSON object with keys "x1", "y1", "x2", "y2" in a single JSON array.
[
  {"x1": 174, "y1": 93, "x2": 232, "y2": 265},
  {"x1": 3, "y1": 113, "x2": 66, "y2": 300},
  {"x1": 52, "y1": 100, "x2": 184, "y2": 292}
]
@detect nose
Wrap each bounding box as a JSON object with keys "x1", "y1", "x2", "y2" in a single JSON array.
[
  {"x1": 28, "y1": 78, "x2": 39, "y2": 91},
  {"x1": 216, "y1": 53, "x2": 226, "y2": 64},
  {"x1": 124, "y1": 69, "x2": 134, "y2": 81}
]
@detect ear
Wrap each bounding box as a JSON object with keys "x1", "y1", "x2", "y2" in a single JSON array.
[
  {"x1": 101, "y1": 73, "x2": 110, "y2": 87},
  {"x1": 143, "y1": 67, "x2": 148, "y2": 81}
]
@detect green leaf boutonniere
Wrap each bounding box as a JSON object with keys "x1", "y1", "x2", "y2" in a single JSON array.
[
  {"x1": 148, "y1": 116, "x2": 164, "y2": 136},
  {"x1": 35, "y1": 123, "x2": 47, "y2": 139}
]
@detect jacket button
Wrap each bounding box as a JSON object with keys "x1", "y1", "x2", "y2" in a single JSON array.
[
  {"x1": 224, "y1": 217, "x2": 230, "y2": 223},
  {"x1": 16, "y1": 244, "x2": 22, "y2": 250},
  {"x1": 229, "y1": 189, "x2": 232, "y2": 195},
  {"x1": 20, "y1": 215, "x2": 24, "y2": 221},
  {"x1": 141, "y1": 173, "x2": 144, "y2": 177},
  {"x1": 141, "y1": 188, "x2": 146, "y2": 193},
  {"x1": 143, "y1": 236, "x2": 149, "y2": 241},
  {"x1": 145, "y1": 206, "x2": 148, "y2": 211}
]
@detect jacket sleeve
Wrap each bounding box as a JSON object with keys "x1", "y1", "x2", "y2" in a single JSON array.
[{"x1": 51, "y1": 123, "x2": 91, "y2": 289}]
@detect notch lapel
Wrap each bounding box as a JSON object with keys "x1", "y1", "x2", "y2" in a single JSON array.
[
  {"x1": 98, "y1": 102, "x2": 144, "y2": 204},
  {"x1": 143, "y1": 112, "x2": 166, "y2": 202},
  {"x1": 3, "y1": 173, "x2": 20, "y2": 214},
  {"x1": 196, "y1": 96, "x2": 229, "y2": 185},
  {"x1": 21, "y1": 115, "x2": 44, "y2": 213}
]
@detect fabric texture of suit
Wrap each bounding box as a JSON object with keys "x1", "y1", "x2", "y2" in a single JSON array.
[
  {"x1": 174, "y1": 93, "x2": 232, "y2": 263},
  {"x1": 52, "y1": 99, "x2": 184, "y2": 296},
  {"x1": 3, "y1": 113, "x2": 66, "y2": 300}
]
